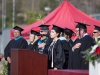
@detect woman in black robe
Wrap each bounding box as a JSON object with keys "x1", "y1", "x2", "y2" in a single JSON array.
[
  {"x1": 28, "y1": 30, "x2": 39, "y2": 52},
  {"x1": 61, "y1": 28, "x2": 74, "y2": 69},
  {"x1": 4, "y1": 26, "x2": 28, "y2": 75},
  {"x1": 48, "y1": 25, "x2": 65, "y2": 70}
]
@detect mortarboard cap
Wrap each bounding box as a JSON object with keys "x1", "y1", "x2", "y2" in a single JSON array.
[
  {"x1": 64, "y1": 28, "x2": 74, "y2": 36},
  {"x1": 75, "y1": 22, "x2": 90, "y2": 29},
  {"x1": 13, "y1": 26, "x2": 24, "y2": 32},
  {"x1": 52, "y1": 25, "x2": 64, "y2": 33},
  {"x1": 30, "y1": 30, "x2": 40, "y2": 35},
  {"x1": 94, "y1": 25, "x2": 100, "y2": 31},
  {"x1": 38, "y1": 24, "x2": 50, "y2": 30}
]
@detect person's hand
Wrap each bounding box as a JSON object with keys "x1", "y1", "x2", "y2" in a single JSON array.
[
  {"x1": 38, "y1": 43, "x2": 46, "y2": 48},
  {"x1": 54, "y1": 68, "x2": 57, "y2": 70},
  {"x1": 72, "y1": 43, "x2": 81, "y2": 50},
  {"x1": 7, "y1": 57, "x2": 11, "y2": 63}
]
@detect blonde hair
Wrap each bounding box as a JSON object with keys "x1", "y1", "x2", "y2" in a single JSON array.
[{"x1": 29, "y1": 34, "x2": 38, "y2": 44}]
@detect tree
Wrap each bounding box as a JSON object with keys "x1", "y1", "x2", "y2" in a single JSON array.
[
  {"x1": 39, "y1": 0, "x2": 59, "y2": 12},
  {"x1": 6, "y1": 0, "x2": 23, "y2": 27},
  {"x1": 24, "y1": 11, "x2": 45, "y2": 25}
]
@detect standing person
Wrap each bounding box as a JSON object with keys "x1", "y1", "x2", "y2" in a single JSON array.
[
  {"x1": 4, "y1": 26, "x2": 28, "y2": 75},
  {"x1": 35, "y1": 24, "x2": 52, "y2": 54},
  {"x1": 64, "y1": 28, "x2": 74, "y2": 48},
  {"x1": 68, "y1": 22, "x2": 94, "y2": 69},
  {"x1": 28, "y1": 30, "x2": 39, "y2": 51},
  {"x1": 93, "y1": 25, "x2": 100, "y2": 41},
  {"x1": 48, "y1": 25, "x2": 65, "y2": 70},
  {"x1": 62, "y1": 28, "x2": 74, "y2": 69}
]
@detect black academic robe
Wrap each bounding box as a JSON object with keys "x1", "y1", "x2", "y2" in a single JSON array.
[
  {"x1": 98, "y1": 38, "x2": 100, "y2": 40},
  {"x1": 4, "y1": 37, "x2": 28, "y2": 75},
  {"x1": 61, "y1": 40, "x2": 70, "y2": 69},
  {"x1": 62, "y1": 39, "x2": 74, "y2": 69},
  {"x1": 43, "y1": 37, "x2": 53, "y2": 54},
  {"x1": 68, "y1": 40, "x2": 74, "y2": 48},
  {"x1": 48, "y1": 39, "x2": 65, "y2": 69},
  {"x1": 35, "y1": 36, "x2": 53, "y2": 53},
  {"x1": 68, "y1": 35, "x2": 94, "y2": 70},
  {"x1": 28, "y1": 40, "x2": 38, "y2": 52}
]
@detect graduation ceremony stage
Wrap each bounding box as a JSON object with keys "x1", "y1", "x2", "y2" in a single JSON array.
[
  {"x1": 11, "y1": 50, "x2": 89, "y2": 75},
  {"x1": 48, "y1": 70, "x2": 89, "y2": 75}
]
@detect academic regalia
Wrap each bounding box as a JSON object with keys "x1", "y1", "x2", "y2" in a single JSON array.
[
  {"x1": 34, "y1": 24, "x2": 52, "y2": 54},
  {"x1": 94, "y1": 25, "x2": 100, "y2": 31},
  {"x1": 61, "y1": 40, "x2": 70, "y2": 69},
  {"x1": 4, "y1": 37, "x2": 28, "y2": 75},
  {"x1": 27, "y1": 30, "x2": 39, "y2": 51},
  {"x1": 4, "y1": 26, "x2": 28, "y2": 75},
  {"x1": 39, "y1": 24, "x2": 50, "y2": 30},
  {"x1": 43, "y1": 37, "x2": 53, "y2": 54},
  {"x1": 62, "y1": 28, "x2": 74, "y2": 69},
  {"x1": 47, "y1": 25, "x2": 65, "y2": 69},
  {"x1": 68, "y1": 22, "x2": 94, "y2": 69},
  {"x1": 48, "y1": 39, "x2": 65, "y2": 69},
  {"x1": 28, "y1": 42, "x2": 38, "y2": 52},
  {"x1": 35, "y1": 36, "x2": 52, "y2": 53},
  {"x1": 93, "y1": 25, "x2": 100, "y2": 42},
  {"x1": 68, "y1": 38, "x2": 79, "y2": 69}
]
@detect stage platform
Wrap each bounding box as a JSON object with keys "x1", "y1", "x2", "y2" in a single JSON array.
[{"x1": 48, "y1": 70, "x2": 89, "y2": 75}]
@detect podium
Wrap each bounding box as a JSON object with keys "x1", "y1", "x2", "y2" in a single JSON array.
[{"x1": 10, "y1": 49, "x2": 48, "y2": 75}]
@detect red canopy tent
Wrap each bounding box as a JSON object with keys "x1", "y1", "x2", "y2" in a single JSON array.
[{"x1": 10, "y1": 1, "x2": 100, "y2": 39}]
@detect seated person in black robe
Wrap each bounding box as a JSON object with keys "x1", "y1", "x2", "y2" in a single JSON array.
[
  {"x1": 68, "y1": 22, "x2": 94, "y2": 70},
  {"x1": 35, "y1": 24, "x2": 52, "y2": 54},
  {"x1": 48, "y1": 25, "x2": 65, "y2": 70},
  {"x1": 93, "y1": 25, "x2": 100, "y2": 43},
  {"x1": 61, "y1": 28, "x2": 74, "y2": 69},
  {"x1": 4, "y1": 26, "x2": 28, "y2": 75},
  {"x1": 28, "y1": 30, "x2": 39, "y2": 51}
]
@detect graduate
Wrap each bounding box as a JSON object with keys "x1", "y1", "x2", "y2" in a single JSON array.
[
  {"x1": 4, "y1": 26, "x2": 28, "y2": 75},
  {"x1": 28, "y1": 30, "x2": 39, "y2": 51},
  {"x1": 62, "y1": 28, "x2": 74, "y2": 69},
  {"x1": 48, "y1": 25, "x2": 65, "y2": 70},
  {"x1": 64, "y1": 28, "x2": 74, "y2": 48},
  {"x1": 35, "y1": 24, "x2": 52, "y2": 54},
  {"x1": 68, "y1": 22, "x2": 94, "y2": 69},
  {"x1": 93, "y1": 25, "x2": 100, "y2": 41}
]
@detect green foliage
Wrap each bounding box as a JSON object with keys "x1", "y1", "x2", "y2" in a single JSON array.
[
  {"x1": 0, "y1": 54, "x2": 7, "y2": 75},
  {"x1": 1, "y1": 61, "x2": 8, "y2": 75},
  {"x1": 81, "y1": 40, "x2": 100, "y2": 66},
  {"x1": 6, "y1": 0, "x2": 23, "y2": 27},
  {"x1": 25, "y1": 11, "x2": 45, "y2": 25}
]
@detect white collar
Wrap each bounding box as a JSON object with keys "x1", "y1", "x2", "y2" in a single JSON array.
[
  {"x1": 80, "y1": 33, "x2": 88, "y2": 39},
  {"x1": 98, "y1": 36, "x2": 100, "y2": 38},
  {"x1": 83, "y1": 33, "x2": 88, "y2": 37}
]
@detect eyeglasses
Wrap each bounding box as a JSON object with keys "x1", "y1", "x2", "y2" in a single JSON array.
[
  {"x1": 40, "y1": 30, "x2": 48, "y2": 32},
  {"x1": 93, "y1": 32, "x2": 98, "y2": 33},
  {"x1": 40, "y1": 31, "x2": 44, "y2": 32}
]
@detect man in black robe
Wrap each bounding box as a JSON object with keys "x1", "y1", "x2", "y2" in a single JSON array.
[
  {"x1": 68, "y1": 22, "x2": 94, "y2": 69},
  {"x1": 4, "y1": 26, "x2": 28, "y2": 75},
  {"x1": 93, "y1": 25, "x2": 100, "y2": 42},
  {"x1": 35, "y1": 24, "x2": 52, "y2": 54}
]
